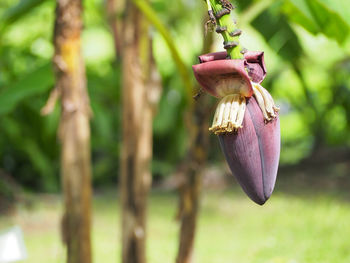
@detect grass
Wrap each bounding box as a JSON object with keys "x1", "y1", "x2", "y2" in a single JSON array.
[{"x1": 1, "y1": 175, "x2": 350, "y2": 263}]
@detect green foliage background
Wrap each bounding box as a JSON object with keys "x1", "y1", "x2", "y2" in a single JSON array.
[{"x1": 0, "y1": 0, "x2": 350, "y2": 192}]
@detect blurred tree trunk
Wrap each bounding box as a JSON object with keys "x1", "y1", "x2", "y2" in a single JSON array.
[
  {"x1": 120, "y1": 1, "x2": 160, "y2": 263},
  {"x1": 106, "y1": 0, "x2": 125, "y2": 59},
  {"x1": 176, "y1": 21, "x2": 214, "y2": 263},
  {"x1": 53, "y1": 0, "x2": 92, "y2": 262}
]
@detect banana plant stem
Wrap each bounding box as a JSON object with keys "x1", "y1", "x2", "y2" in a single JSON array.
[{"x1": 207, "y1": 0, "x2": 244, "y2": 59}]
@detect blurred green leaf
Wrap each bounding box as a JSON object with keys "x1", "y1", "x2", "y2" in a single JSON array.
[
  {"x1": 240, "y1": 0, "x2": 278, "y2": 26},
  {"x1": 152, "y1": 159, "x2": 173, "y2": 176},
  {"x1": 1, "y1": 0, "x2": 47, "y2": 27},
  {"x1": 235, "y1": 0, "x2": 255, "y2": 11},
  {"x1": 153, "y1": 90, "x2": 182, "y2": 135},
  {"x1": 282, "y1": 0, "x2": 319, "y2": 34},
  {"x1": 283, "y1": 0, "x2": 350, "y2": 44},
  {"x1": 319, "y1": 0, "x2": 350, "y2": 28},
  {"x1": 2, "y1": 116, "x2": 57, "y2": 191},
  {"x1": 306, "y1": 0, "x2": 349, "y2": 44},
  {"x1": 0, "y1": 63, "x2": 53, "y2": 115},
  {"x1": 252, "y1": 6, "x2": 303, "y2": 63}
]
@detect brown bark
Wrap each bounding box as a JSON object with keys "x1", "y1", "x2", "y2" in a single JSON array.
[
  {"x1": 176, "y1": 23, "x2": 214, "y2": 263},
  {"x1": 106, "y1": 0, "x2": 125, "y2": 59},
  {"x1": 120, "y1": 1, "x2": 157, "y2": 263},
  {"x1": 53, "y1": 0, "x2": 92, "y2": 262}
]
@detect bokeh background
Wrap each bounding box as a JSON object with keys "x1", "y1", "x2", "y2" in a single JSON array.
[{"x1": 1, "y1": 0, "x2": 350, "y2": 262}]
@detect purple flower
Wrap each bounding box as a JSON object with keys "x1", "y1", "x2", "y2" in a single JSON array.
[{"x1": 192, "y1": 51, "x2": 280, "y2": 205}]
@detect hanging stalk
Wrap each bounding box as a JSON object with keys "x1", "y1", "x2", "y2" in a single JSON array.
[
  {"x1": 175, "y1": 16, "x2": 214, "y2": 263},
  {"x1": 207, "y1": 0, "x2": 243, "y2": 59},
  {"x1": 120, "y1": 0, "x2": 161, "y2": 262},
  {"x1": 51, "y1": 0, "x2": 92, "y2": 262}
]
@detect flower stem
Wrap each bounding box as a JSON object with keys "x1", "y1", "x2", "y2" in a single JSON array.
[{"x1": 206, "y1": 0, "x2": 244, "y2": 59}]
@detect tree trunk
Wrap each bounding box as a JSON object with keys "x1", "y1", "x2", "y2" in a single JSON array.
[
  {"x1": 120, "y1": 1, "x2": 155, "y2": 263},
  {"x1": 175, "y1": 94, "x2": 212, "y2": 263},
  {"x1": 53, "y1": 0, "x2": 92, "y2": 262},
  {"x1": 176, "y1": 22, "x2": 214, "y2": 263},
  {"x1": 106, "y1": 0, "x2": 124, "y2": 59}
]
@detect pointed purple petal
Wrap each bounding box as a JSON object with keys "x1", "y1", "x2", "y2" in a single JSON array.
[
  {"x1": 246, "y1": 97, "x2": 280, "y2": 198},
  {"x1": 218, "y1": 97, "x2": 280, "y2": 205},
  {"x1": 245, "y1": 51, "x2": 267, "y2": 84}
]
